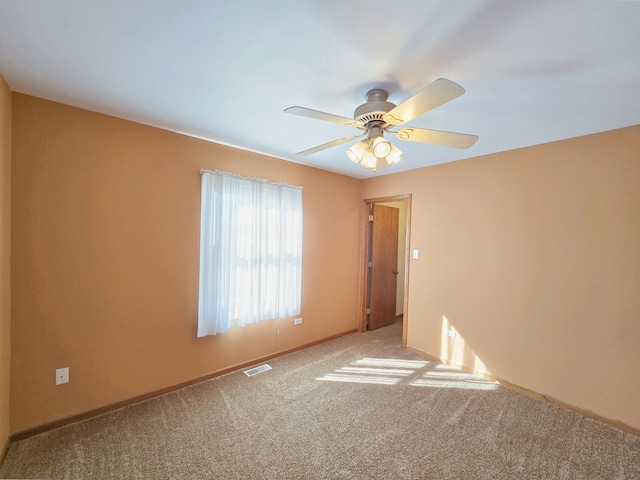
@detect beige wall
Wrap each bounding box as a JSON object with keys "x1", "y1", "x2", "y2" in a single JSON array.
[
  {"x1": 0, "y1": 74, "x2": 11, "y2": 452},
  {"x1": 10, "y1": 94, "x2": 362, "y2": 433},
  {"x1": 363, "y1": 125, "x2": 640, "y2": 431}
]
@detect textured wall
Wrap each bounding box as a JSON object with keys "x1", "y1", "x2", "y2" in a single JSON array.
[
  {"x1": 363, "y1": 126, "x2": 640, "y2": 431},
  {"x1": 0, "y1": 73, "x2": 11, "y2": 453},
  {"x1": 10, "y1": 94, "x2": 362, "y2": 433}
]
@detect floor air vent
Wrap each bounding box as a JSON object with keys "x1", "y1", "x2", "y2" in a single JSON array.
[{"x1": 244, "y1": 364, "x2": 272, "y2": 377}]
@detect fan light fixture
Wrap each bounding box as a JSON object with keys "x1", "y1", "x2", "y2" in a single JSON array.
[
  {"x1": 285, "y1": 79, "x2": 479, "y2": 172},
  {"x1": 346, "y1": 124, "x2": 402, "y2": 171}
]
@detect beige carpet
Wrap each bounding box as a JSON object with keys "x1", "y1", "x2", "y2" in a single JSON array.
[{"x1": 1, "y1": 322, "x2": 639, "y2": 479}]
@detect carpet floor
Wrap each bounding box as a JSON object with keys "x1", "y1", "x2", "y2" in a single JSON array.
[{"x1": 1, "y1": 322, "x2": 639, "y2": 479}]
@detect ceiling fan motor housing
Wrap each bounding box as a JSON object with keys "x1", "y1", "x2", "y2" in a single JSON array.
[{"x1": 353, "y1": 89, "x2": 396, "y2": 125}]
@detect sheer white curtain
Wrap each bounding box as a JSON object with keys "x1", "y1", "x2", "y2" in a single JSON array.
[{"x1": 198, "y1": 169, "x2": 303, "y2": 337}]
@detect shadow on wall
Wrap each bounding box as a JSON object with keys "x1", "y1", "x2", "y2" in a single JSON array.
[{"x1": 440, "y1": 315, "x2": 491, "y2": 378}]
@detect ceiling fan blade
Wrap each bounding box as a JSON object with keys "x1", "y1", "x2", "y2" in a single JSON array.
[
  {"x1": 383, "y1": 78, "x2": 465, "y2": 126},
  {"x1": 391, "y1": 127, "x2": 478, "y2": 149},
  {"x1": 295, "y1": 133, "x2": 365, "y2": 156},
  {"x1": 285, "y1": 106, "x2": 365, "y2": 129}
]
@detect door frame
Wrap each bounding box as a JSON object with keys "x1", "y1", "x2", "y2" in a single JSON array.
[{"x1": 358, "y1": 194, "x2": 412, "y2": 348}]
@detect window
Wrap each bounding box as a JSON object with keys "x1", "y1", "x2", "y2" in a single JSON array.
[{"x1": 197, "y1": 169, "x2": 303, "y2": 337}]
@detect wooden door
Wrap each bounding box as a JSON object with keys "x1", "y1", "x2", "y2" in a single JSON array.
[{"x1": 367, "y1": 204, "x2": 399, "y2": 330}]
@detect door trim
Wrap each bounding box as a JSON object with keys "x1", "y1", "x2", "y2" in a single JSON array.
[{"x1": 358, "y1": 194, "x2": 412, "y2": 348}]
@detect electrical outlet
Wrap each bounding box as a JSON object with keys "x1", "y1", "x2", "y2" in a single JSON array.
[
  {"x1": 294, "y1": 317, "x2": 303, "y2": 325},
  {"x1": 55, "y1": 367, "x2": 69, "y2": 385},
  {"x1": 445, "y1": 329, "x2": 456, "y2": 338}
]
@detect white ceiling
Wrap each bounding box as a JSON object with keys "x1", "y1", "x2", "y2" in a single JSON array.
[{"x1": 1, "y1": 1, "x2": 639, "y2": 179}]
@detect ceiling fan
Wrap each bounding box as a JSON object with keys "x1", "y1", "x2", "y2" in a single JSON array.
[{"x1": 285, "y1": 78, "x2": 478, "y2": 171}]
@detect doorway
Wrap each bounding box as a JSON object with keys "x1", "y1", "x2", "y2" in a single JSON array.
[{"x1": 358, "y1": 194, "x2": 411, "y2": 348}]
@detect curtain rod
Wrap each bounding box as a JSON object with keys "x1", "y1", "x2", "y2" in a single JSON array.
[{"x1": 199, "y1": 169, "x2": 303, "y2": 189}]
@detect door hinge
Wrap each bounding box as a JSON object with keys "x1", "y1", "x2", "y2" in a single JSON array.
[
  {"x1": 368, "y1": 261, "x2": 372, "y2": 268},
  {"x1": 366, "y1": 308, "x2": 371, "y2": 315},
  {"x1": 369, "y1": 215, "x2": 374, "y2": 222}
]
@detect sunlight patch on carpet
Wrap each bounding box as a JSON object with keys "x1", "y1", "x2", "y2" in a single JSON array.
[
  {"x1": 317, "y1": 373, "x2": 401, "y2": 385},
  {"x1": 315, "y1": 357, "x2": 497, "y2": 389},
  {"x1": 410, "y1": 365, "x2": 498, "y2": 390},
  {"x1": 410, "y1": 378, "x2": 498, "y2": 390},
  {"x1": 316, "y1": 357, "x2": 429, "y2": 385}
]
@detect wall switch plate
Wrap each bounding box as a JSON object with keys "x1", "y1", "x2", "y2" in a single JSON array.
[
  {"x1": 294, "y1": 317, "x2": 302, "y2": 325},
  {"x1": 445, "y1": 329, "x2": 457, "y2": 338},
  {"x1": 412, "y1": 249, "x2": 419, "y2": 259},
  {"x1": 55, "y1": 367, "x2": 69, "y2": 385}
]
